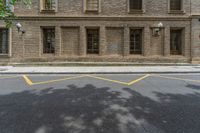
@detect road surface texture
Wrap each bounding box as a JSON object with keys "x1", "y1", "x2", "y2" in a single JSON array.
[{"x1": 0, "y1": 73, "x2": 200, "y2": 133}]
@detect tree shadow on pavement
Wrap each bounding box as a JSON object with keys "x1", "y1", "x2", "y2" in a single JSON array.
[
  {"x1": 0, "y1": 84, "x2": 200, "y2": 133},
  {"x1": 186, "y1": 84, "x2": 200, "y2": 90}
]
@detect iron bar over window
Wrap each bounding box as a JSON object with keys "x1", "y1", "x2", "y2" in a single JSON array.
[
  {"x1": 0, "y1": 29, "x2": 9, "y2": 54},
  {"x1": 87, "y1": 29, "x2": 99, "y2": 54},
  {"x1": 43, "y1": 28, "x2": 55, "y2": 54},
  {"x1": 130, "y1": 29, "x2": 142, "y2": 54}
]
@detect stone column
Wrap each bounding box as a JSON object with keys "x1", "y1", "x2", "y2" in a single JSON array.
[
  {"x1": 79, "y1": 26, "x2": 86, "y2": 56},
  {"x1": 55, "y1": 26, "x2": 61, "y2": 56},
  {"x1": 100, "y1": 26, "x2": 106, "y2": 56},
  {"x1": 164, "y1": 26, "x2": 170, "y2": 56},
  {"x1": 143, "y1": 26, "x2": 151, "y2": 56},
  {"x1": 123, "y1": 26, "x2": 130, "y2": 56}
]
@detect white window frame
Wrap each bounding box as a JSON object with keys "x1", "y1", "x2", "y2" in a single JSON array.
[
  {"x1": 127, "y1": 0, "x2": 145, "y2": 13},
  {"x1": 40, "y1": 0, "x2": 58, "y2": 12},
  {"x1": 83, "y1": 0, "x2": 101, "y2": 13}
]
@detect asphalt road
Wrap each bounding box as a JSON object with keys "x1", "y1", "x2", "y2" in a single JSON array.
[{"x1": 0, "y1": 74, "x2": 200, "y2": 133}]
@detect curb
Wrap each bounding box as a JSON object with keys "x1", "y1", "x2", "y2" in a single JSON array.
[
  {"x1": 0, "y1": 62, "x2": 198, "y2": 67},
  {"x1": 0, "y1": 71, "x2": 200, "y2": 75}
]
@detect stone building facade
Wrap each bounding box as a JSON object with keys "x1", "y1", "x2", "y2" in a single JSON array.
[
  {"x1": 0, "y1": 0, "x2": 199, "y2": 63},
  {"x1": 191, "y1": 0, "x2": 200, "y2": 64}
]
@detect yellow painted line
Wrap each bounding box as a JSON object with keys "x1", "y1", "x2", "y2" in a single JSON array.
[
  {"x1": 23, "y1": 74, "x2": 151, "y2": 86},
  {"x1": 30, "y1": 75, "x2": 86, "y2": 85},
  {"x1": 127, "y1": 74, "x2": 151, "y2": 85},
  {"x1": 86, "y1": 74, "x2": 150, "y2": 86},
  {"x1": 153, "y1": 75, "x2": 200, "y2": 83},
  {"x1": 23, "y1": 75, "x2": 33, "y2": 85},
  {"x1": 86, "y1": 75, "x2": 129, "y2": 85},
  {"x1": 0, "y1": 75, "x2": 21, "y2": 80}
]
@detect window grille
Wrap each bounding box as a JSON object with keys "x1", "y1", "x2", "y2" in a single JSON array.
[
  {"x1": 43, "y1": 28, "x2": 55, "y2": 54},
  {"x1": 87, "y1": 29, "x2": 99, "y2": 54}
]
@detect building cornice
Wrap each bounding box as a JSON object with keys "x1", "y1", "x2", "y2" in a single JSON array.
[
  {"x1": 13, "y1": 16, "x2": 191, "y2": 21},
  {"x1": 191, "y1": 14, "x2": 200, "y2": 18}
]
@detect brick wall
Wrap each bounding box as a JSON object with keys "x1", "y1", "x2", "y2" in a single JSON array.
[
  {"x1": 14, "y1": 0, "x2": 191, "y2": 17},
  {"x1": 61, "y1": 27, "x2": 79, "y2": 56},
  {"x1": 106, "y1": 27, "x2": 123, "y2": 55},
  {"x1": 0, "y1": 0, "x2": 199, "y2": 63}
]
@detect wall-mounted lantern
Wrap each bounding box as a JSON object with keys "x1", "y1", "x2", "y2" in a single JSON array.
[
  {"x1": 16, "y1": 22, "x2": 25, "y2": 34},
  {"x1": 152, "y1": 22, "x2": 163, "y2": 37}
]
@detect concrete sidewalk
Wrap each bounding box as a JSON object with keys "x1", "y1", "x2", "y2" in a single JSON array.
[{"x1": 0, "y1": 66, "x2": 200, "y2": 74}]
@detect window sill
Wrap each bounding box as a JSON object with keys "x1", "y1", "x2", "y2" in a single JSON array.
[
  {"x1": 128, "y1": 9, "x2": 145, "y2": 14},
  {"x1": 40, "y1": 9, "x2": 56, "y2": 14},
  {"x1": 0, "y1": 54, "x2": 10, "y2": 58},
  {"x1": 42, "y1": 53, "x2": 55, "y2": 54},
  {"x1": 168, "y1": 10, "x2": 185, "y2": 14},
  {"x1": 170, "y1": 54, "x2": 183, "y2": 56},
  {"x1": 85, "y1": 10, "x2": 99, "y2": 14}
]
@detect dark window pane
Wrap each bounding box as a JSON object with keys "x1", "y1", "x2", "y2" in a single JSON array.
[
  {"x1": 170, "y1": 29, "x2": 182, "y2": 55},
  {"x1": 130, "y1": 29, "x2": 142, "y2": 54},
  {"x1": 87, "y1": 29, "x2": 99, "y2": 54},
  {"x1": 44, "y1": 0, "x2": 56, "y2": 10},
  {"x1": 170, "y1": 0, "x2": 181, "y2": 10},
  {"x1": 130, "y1": 0, "x2": 142, "y2": 10},
  {"x1": 43, "y1": 28, "x2": 55, "y2": 54},
  {"x1": 0, "y1": 29, "x2": 9, "y2": 54}
]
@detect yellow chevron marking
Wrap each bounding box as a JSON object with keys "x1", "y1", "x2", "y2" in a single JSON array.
[
  {"x1": 23, "y1": 75, "x2": 33, "y2": 85},
  {"x1": 86, "y1": 74, "x2": 150, "y2": 86}
]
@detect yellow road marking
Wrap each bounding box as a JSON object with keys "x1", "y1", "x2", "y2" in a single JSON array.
[
  {"x1": 23, "y1": 75, "x2": 86, "y2": 86},
  {"x1": 86, "y1": 74, "x2": 150, "y2": 86},
  {"x1": 86, "y1": 75, "x2": 129, "y2": 85},
  {"x1": 23, "y1": 74, "x2": 150, "y2": 86},
  {"x1": 153, "y1": 75, "x2": 200, "y2": 83},
  {"x1": 23, "y1": 75, "x2": 33, "y2": 85},
  {"x1": 127, "y1": 74, "x2": 151, "y2": 85},
  {"x1": 0, "y1": 75, "x2": 21, "y2": 80}
]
